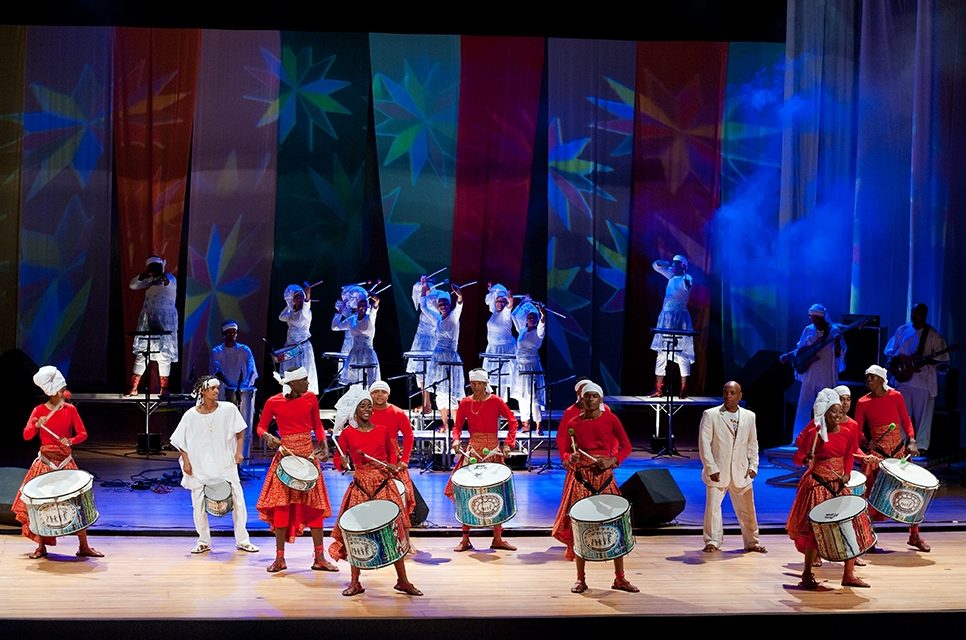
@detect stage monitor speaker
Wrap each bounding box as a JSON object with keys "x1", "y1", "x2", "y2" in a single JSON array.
[
  {"x1": 137, "y1": 432, "x2": 162, "y2": 455},
  {"x1": 0, "y1": 467, "x2": 28, "y2": 526},
  {"x1": 410, "y1": 480, "x2": 429, "y2": 527},
  {"x1": 619, "y1": 469, "x2": 685, "y2": 526},
  {"x1": 841, "y1": 326, "x2": 887, "y2": 383}
]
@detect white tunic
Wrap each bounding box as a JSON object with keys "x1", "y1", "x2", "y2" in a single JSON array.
[
  {"x1": 279, "y1": 301, "x2": 318, "y2": 394},
  {"x1": 169, "y1": 401, "x2": 246, "y2": 490},
  {"x1": 884, "y1": 323, "x2": 949, "y2": 396},
  {"x1": 130, "y1": 273, "x2": 179, "y2": 361}
]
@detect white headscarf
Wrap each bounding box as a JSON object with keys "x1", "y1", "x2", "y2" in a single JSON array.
[
  {"x1": 575, "y1": 379, "x2": 592, "y2": 393},
  {"x1": 672, "y1": 255, "x2": 688, "y2": 269},
  {"x1": 833, "y1": 385, "x2": 851, "y2": 398},
  {"x1": 283, "y1": 284, "x2": 305, "y2": 306},
  {"x1": 865, "y1": 364, "x2": 891, "y2": 391},
  {"x1": 273, "y1": 367, "x2": 308, "y2": 386},
  {"x1": 581, "y1": 382, "x2": 604, "y2": 397},
  {"x1": 485, "y1": 284, "x2": 509, "y2": 313},
  {"x1": 145, "y1": 255, "x2": 166, "y2": 269},
  {"x1": 333, "y1": 385, "x2": 372, "y2": 434},
  {"x1": 33, "y1": 366, "x2": 66, "y2": 397},
  {"x1": 369, "y1": 380, "x2": 390, "y2": 393},
  {"x1": 808, "y1": 303, "x2": 827, "y2": 318},
  {"x1": 812, "y1": 388, "x2": 841, "y2": 442}
]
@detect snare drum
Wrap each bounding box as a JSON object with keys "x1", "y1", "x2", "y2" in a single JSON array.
[
  {"x1": 204, "y1": 481, "x2": 233, "y2": 517},
  {"x1": 393, "y1": 479, "x2": 407, "y2": 509},
  {"x1": 808, "y1": 495, "x2": 876, "y2": 561},
  {"x1": 20, "y1": 469, "x2": 99, "y2": 537},
  {"x1": 451, "y1": 463, "x2": 516, "y2": 527},
  {"x1": 868, "y1": 458, "x2": 939, "y2": 524},
  {"x1": 273, "y1": 344, "x2": 303, "y2": 364},
  {"x1": 275, "y1": 455, "x2": 320, "y2": 492},
  {"x1": 846, "y1": 470, "x2": 867, "y2": 497},
  {"x1": 339, "y1": 499, "x2": 410, "y2": 569},
  {"x1": 569, "y1": 495, "x2": 635, "y2": 561}
]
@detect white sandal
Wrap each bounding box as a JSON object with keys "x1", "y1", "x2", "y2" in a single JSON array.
[
  {"x1": 236, "y1": 542, "x2": 260, "y2": 553},
  {"x1": 190, "y1": 543, "x2": 211, "y2": 554}
]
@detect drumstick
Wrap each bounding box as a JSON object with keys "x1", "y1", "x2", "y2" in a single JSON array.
[
  {"x1": 332, "y1": 435, "x2": 351, "y2": 471},
  {"x1": 425, "y1": 266, "x2": 447, "y2": 280},
  {"x1": 455, "y1": 280, "x2": 478, "y2": 289},
  {"x1": 362, "y1": 451, "x2": 393, "y2": 470},
  {"x1": 36, "y1": 402, "x2": 70, "y2": 450},
  {"x1": 370, "y1": 283, "x2": 392, "y2": 296},
  {"x1": 304, "y1": 278, "x2": 324, "y2": 289}
]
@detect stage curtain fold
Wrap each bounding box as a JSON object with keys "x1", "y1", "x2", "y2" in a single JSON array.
[{"x1": 0, "y1": 26, "x2": 26, "y2": 354}]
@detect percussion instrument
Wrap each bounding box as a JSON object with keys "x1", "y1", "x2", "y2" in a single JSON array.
[
  {"x1": 322, "y1": 351, "x2": 349, "y2": 360},
  {"x1": 20, "y1": 469, "x2": 99, "y2": 537},
  {"x1": 272, "y1": 344, "x2": 303, "y2": 364},
  {"x1": 868, "y1": 458, "x2": 939, "y2": 524},
  {"x1": 569, "y1": 494, "x2": 635, "y2": 561},
  {"x1": 275, "y1": 455, "x2": 320, "y2": 492},
  {"x1": 204, "y1": 481, "x2": 233, "y2": 517},
  {"x1": 403, "y1": 351, "x2": 433, "y2": 361},
  {"x1": 479, "y1": 352, "x2": 516, "y2": 360},
  {"x1": 808, "y1": 495, "x2": 876, "y2": 561},
  {"x1": 845, "y1": 470, "x2": 867, "y2": 497},
  {"x1": 393, "y1": 479, "x2": 407, "y2": 509},
  {"x1": 451, "y1": 463, "x2": 516, "y2": 527},
  {"x1": 339, "y1": 499, "x2": 410, "y2": 569}
]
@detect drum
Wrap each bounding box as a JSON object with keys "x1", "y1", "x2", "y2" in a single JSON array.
[
  {"x1": 808, "y1": 495, "x2": 876, "y2": 561},
  {"x1": 275, "y1": 455, "x2": 320, "y2": 491},
  {"x1": 846, "y1": 470, "x2": 867, "y2": 497},
  {"x1": 393, "y1": 479, "x2": 407, "y2": 509},
  {"x1": 868, "y1": 458, "x2": 939, "y2": 524},
  {"x1": 339, "y1": 499, "x2": 410, "y2": 569},
  {"x1": 273, "y1": 344, "x2": 303, "y2": 364},
  {"x1": 204, "y1": 481, "x2": 233, "y2": 517},
  {"x1": 568, "y1": 495, "x2": 635, "y2": 561},
  {"x1": 20, "y1": 469, "x2": 99, "y2": 537},
  {"x1": 451, "y1": 463, "x2": 516, "y2": 527}
]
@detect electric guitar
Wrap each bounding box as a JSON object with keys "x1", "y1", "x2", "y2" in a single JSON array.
[
  {"x1": 781, "y1": 318, "x2": 870, "y2": 375},
  {"x1": 888, "y1": 344, "x2": 958, "y2": 382}
]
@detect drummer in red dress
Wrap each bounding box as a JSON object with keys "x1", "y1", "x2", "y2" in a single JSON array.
[
  {"x1": 12, "y1": 366, "x2": 103, "y2": 560},
  {"x1": 446, "y1": 368, "x2": 518, "y2": 552},
  {"x1": 328, "y1": 386, "x2": 422, "y2": 597},
  {"x1": 368, "y1": 380, "x2": 416, "y2": 520},
  {"x1": 558, "y1": 378, "x2": 611, "y2": 432},
  {"x1": 855, "y1": 364, "x2": 929, "y2": 552},
  {"x1": 786, "y1": 388, "x2": 871, "y2": 589},
  {"x1": 551, "y1": 383, "x2": 637, "y2": 594},
  {"x1": 255, "y1": 366, "x2": 336, "y2": 573}
]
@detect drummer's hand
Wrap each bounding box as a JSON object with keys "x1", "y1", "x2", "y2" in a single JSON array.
[
  {"x1": 37, "y1": 416, "x2": 48, "y2": 429},
  {"x1": 314, "y1": 448, "x2": 331, "y2": 463},
  {"x1": 263, "y1": 434, "x2": 280, "y2": 450},
  {"x1": 908, "y1": 440, "x2": 920, "y2": 456},
  {"x1": 562, "y1": 456, "x2": 573, "y2": 470},
  {"x1": 500, "y1": 443, "x2": 512, "y2": 457},
  {"x1": 594, "y1": 456, "x2": 617, "y2": 472},
  {"x1": 709, "y1": 472, "x2": 720, "y2": 483},
  {"x1": 234, "y1": 451, "x2": 243, "y2": 465}
]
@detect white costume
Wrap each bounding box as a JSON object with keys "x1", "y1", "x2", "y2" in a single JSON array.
[
  {"x1": 650, "y1": 260, "x2": 694, "y2": 375},
  {"x1": 884, "y1": 323, "x2": 949, "y2": 450},
  {"x1": 698, "y1": 403, "x2": 761, "y2": 550},
  {"x1": 130, "y1": 265, "x2": 179, "y2": 377},
  {"x1": 334, "y1": 306, "x2": 381, "y2": 387},
  {"x1": 279, "y1": 284, "x2": 318, "y2": 394},
  {"x1": 426, "y1": 293, "x2": 465, "y2": 410},
  {"x1": 210, "y1": 340, "x2": 258, "y2": 458},
  {"x1": 511, "y1": 302, "x2": 545, "y2": 425},
  {"x1": 406, "y1": 281, "x2": 439, "y2": 386},
  {"x1": 483, "y1": 284, "x2": 516, "y2": 397},
  {"x1": 169, "y1": 401, "x2": 253, "y2": 549},
  {"x1": 790, "y1": 311, "x2": 846, "y2": 441}
]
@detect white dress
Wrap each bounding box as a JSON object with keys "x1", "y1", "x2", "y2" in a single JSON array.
[
  {"x1": 427, "y1": 300, "x2": 465, "y2": 406},
  {"x1": 130, "y1": 273, "x2": 179, "y2": 362},
  {"x1": 483, "y1": 306, "x2": 517, "y2": 391},
  {"x1": 279, "y1": 300, "x2": 318, "y2": 395},
  {"x1": 407, "y1": 282, "x2": 438, "y2": 382},
  {"x1": 649, "y1": 261, "x2": 695, "y2": 362},
  {"x1": 511, "y1": 319, "x2": 546, "y2": 422},
  {"x1": 334, "y1": 308, "x2": 381, "y2": 386}
]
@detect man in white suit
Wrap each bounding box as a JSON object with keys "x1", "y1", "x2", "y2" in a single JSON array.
[{"x1": 698, "y1": 381, "x2": 767, "y2": 553}]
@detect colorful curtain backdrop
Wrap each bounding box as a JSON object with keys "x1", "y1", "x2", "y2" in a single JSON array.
[
  {"x1": 0, "y1": 26, "x2": 26, "y2": 353},
  {"x1": 624, "y1": 42, "x2": 728, "y2": 393},
  {"x1": 16, "y1": 27, "x2": 114, "y2": 382},
  {"x1": 182, "y1": 30, "x2": 280, "y2": 386},
  {"x1": 268, "y1": 32, "x2": 372, "y2": 356},
  {"x1": 369, "y1": 33, "x2": 460, "y2": 345},
  {"x1": 114, "y1": 28, "x2": 200, "y2": 376},
  {"x1": 546, "y1": 39, "x2": 636, "y2": 393},
  {"x1": 451, "y1": 36, "x2": 544, "y2": 364},
  {"x1": 714, "y1": 42, "x2": 785, "y2": 371}
]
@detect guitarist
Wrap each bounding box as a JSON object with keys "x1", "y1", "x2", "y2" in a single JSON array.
[
  {"x1": 780, "y1": 304, "x2": 847, "y2": 442},
  {"x1": 884, "y1": 303, "x2": 950, "y2": 454}
]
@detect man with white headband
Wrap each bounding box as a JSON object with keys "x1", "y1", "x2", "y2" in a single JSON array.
[
  {"x1": 558, "y1": 378, "x2": 611, "y2": 433},
  {"x1": 254, "y1": 367, "x2": 336, "y2": 573},
  {"x1": 446, "y1": 368, "x2": 518, "y2": 552},
  {"x1": 780, "y1": 303, "x2": 847, "y2": 441},
  {"x1": 884, "y1": 303, "x2": 950, "y2": 454},
  {"x1": 127, "y1": 255, "x2": 178, "y2": 396},
  {"x1": 855, "y1": 364, "x2": 929, "y2": 552},
  {"x1": 210, "y1": 319, "x2": 258, "y2": 459},
  {"x1": 649, "y1": 254, "x2": 695, "y2": 399},
  {"x1": 169, "y1": 375, "x2": 258, "y2": 555},
  {"x1": 552, "y1": 382, "x2": 636, "y2": 593},
  {"x1": 368, "y1": 380, "x2": 417, "y2": 519}
]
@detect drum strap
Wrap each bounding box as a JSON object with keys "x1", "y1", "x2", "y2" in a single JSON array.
[
  {"x1": 37, "y1": 452, "x2": 73, "y2": 471},
  {"x1": 352, "y1": 476, "x2": 391, "y2": 501},
  {"x1": 574, "y1": 468, "x2": 613, "y2": 496},
  {"x1": 810, "y1": 471, "x2": 845, "y2": 497},
  {"x1": 870, "y1": 441, "x2": 904, "y2": 459}
]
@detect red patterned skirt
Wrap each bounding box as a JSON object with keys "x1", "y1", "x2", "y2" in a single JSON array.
[
  {"x1": 551, "y1": 463, "x2": 620, "y2": 560},
  {"x1": 397, "y1": 466, "x2": 416, "y2": 518},
  {"x1": 255, "y1": 432, "x2": 332, "y2": 543},
  {"x1": 786, "y1": 458, "x2": 850, "y2": 553},
  {"x1": 328, "y1": 465, "x2": 410, "y2": 562},
  {"x1": 444, "y1": 433, "x2": 503, "y2": 499}
]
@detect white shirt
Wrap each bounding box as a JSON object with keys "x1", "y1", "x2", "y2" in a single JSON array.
[{"x1": 169, "y1": 401, "x2": 246, "y2": 490}]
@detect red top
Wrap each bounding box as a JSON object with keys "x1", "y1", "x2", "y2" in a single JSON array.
[
  {"x1": 854, "y1": 390, "x2": 914, "y2": 439},
  {"x1": 332, "y1": 423, "x2": 398, "y2": 470},
  {"x1": 453, "y1": 394, "x2": 518, "y2": 446},
  {"x1": 559, "y1": 402, "x2": 611, "y2": 434},
  {"x1": 24, "y1": 403, "x2": 87, "y2": 446},
  {"x1": 256, "y1": 392, "x2": 325, "y2": 441},
  {"x1": 793, "y1": 419, "x2": 861, "y2": 467},
  {"x1": 558, "y1": 411, "x2": 631, "y2": 465},
  {"x1": 370, "y1": 404, "x2": 413, "y2": 462}
]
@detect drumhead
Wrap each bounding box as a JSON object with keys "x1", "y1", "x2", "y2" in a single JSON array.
[
  {"x1": 808, "y1": 495, "x2": 866, "y2": 523},
  {"x1": 340, "y1": 499, "x2": 400, "y2": 533},
  {"x1": 392, "y1": 479, "x2": 406, "y2": 496},
  {"x1": 22, "y1": 469, "x2": 93, "y2": 502},
  {"x1": 880, "y1": 458, "x2": 939, "y2": 489},
  {"x1": 280, "y1": 455, "x2": 320, "y2": 480},
  {"x1": 569, "y1": 495, "x2": 630, "y2": 522},
  {"x1": 204, "y1": 481, "x2": 232, "y2": 501},
  {"x1": 452, "y1": 462, "x2": 512, "y2": 488},
  {"x1": 846, "y1": 470, "x2": 867, "y2": 487}
]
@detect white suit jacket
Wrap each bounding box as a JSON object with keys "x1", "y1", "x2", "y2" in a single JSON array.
[{"x1": 698, "y1": 405, "x2": 759, "y2": 489}]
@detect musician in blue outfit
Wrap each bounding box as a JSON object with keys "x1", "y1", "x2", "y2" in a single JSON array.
[
  {"x1": 649, "y1": 255, "x2": 695, "y2": 399},
  {"x1": 781, "y1": 304, "x2": 847, "y2": 442}
]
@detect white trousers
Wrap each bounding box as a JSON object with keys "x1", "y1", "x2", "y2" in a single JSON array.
[
  {"x1": 703, "y1": 483, "x2": 760, "y2": 549},
  {"x1": 133, "y1": 352, "x2": 172, "y2": 377},
  {"x1": 655, "y1": 350, "x2": 691, "y2": 376},
  {"x1": 189, "y1": 482, "x2": 251, "y2": 547}
]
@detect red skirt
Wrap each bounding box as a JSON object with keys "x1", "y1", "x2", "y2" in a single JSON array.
[
  {"x1": 255, "y1": 432, "x2": 332, "y2": 543},
  {"x1": 444, "y1": 434, "x2": 503, "y2": 499},
  {"x1": 12, "y1": 444, "x2": 77, "y2": 545},
  {"x1": 397, "y1": 467, "x2": 416, "y2": 518},
  {"x1": 328, "y1": 465, "x2": 410, "y2": 562},
  {"x1": 786, "y1": 459, "x2": 849, "y2": 553},
  {"x1": 550, "y1": 463, "x2": 619, "y2": 560}
]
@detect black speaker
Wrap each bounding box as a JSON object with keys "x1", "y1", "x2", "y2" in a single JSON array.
[
  {"x1": 137, "y1": 432, "x2": 162, "y2": 455},
  {"x1": 619, "y1": 469, "x2": 685, "y2": 526},
  {"x1": 841, "y1": 325, "x2": 887, "y2": 383},
  {"x1": 410, "y1": 480, "x2": 429, "y2": 527},
  {"x1": 0, "y1": 467, "x2": 28, "y2": 526}
]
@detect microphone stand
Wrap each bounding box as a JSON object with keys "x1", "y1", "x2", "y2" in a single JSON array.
[
  {"x1": 650, "y1": 327, "x2": 697, "y2": 459},
  {"x1": 535, "y1": 374, "x2": 575, "y2": 473}
]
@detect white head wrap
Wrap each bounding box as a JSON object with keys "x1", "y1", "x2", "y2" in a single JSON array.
[
  {"x1": 833, "y1": 385, "x2": 851, "y2": 398},
  {"x1": 341, "y1": 285, "x2": 368, "y2": 311},
  {"x1": 485, "y1": 284, "x2": 509, "y2": 312},
  {"x1": 273, "y1": 367, "x2": 309, "y2": 386},
  {"x1": 145, "y1": 255, "x2": 166, "y2": 268},
  {"x1": 812, "y1": 388, "x2": 842, "y2": 442},
  {"x1": 436, "y1": 291, "x2": 452, "y2": 305},
  {"x1": 575, "y1": 379, "x2": 592, "y2": 393},
  {"x1": 865, "y1": 364, "x2": 891, "y2": 391},
  {"x1": 672, "y1": 255, "x2": 688, "y2": 268},
  {"x1": 516, "y1": 300, "x2": 540, "y2": 320},
  {"x1": 369, "y1": 380, "x2": 390, "y2": 394},
  {"x1": 468, "y1": 368, "x2": 490, "y2": 384},
  {"x1": 221, "y1": 320, "x2": 239, "y2": 332},
  {"x1": 333, "y1": 385, "x2": 372, "y2": 434},
  {"x1": 33, "y1": 366, "x2": 67, "y2": 397},
  {"x1": 283, "y1": 284, "x2": 306, "y2": 305},
  {"x1": 581, "y1": 382, "x2": 604, "y2": 397},
  {"x1": 808, "y1": 303, "x2": 827, "y2": 318}
]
